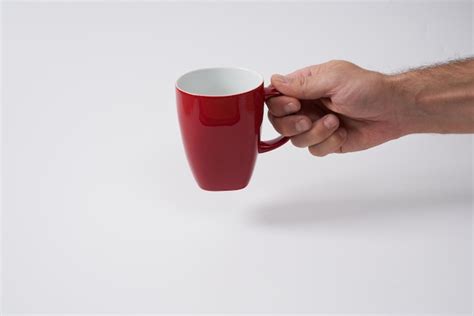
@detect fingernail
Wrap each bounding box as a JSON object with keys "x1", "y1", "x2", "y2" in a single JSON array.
[
  {"x1": 296, "y1": 119, "x2": 311, "y2": 132},
  {"x1": 284, "y1": 102, "x2": 297, "y2": 114},
  {"x1": 323, "y1": 115, "x2": 338, "y2": 129},
  {"x1": 273, "y1": 74, "x2": 288, "y2": 84}
]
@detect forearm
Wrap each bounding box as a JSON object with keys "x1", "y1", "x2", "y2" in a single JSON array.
[{"x1": 389, "y1": 58, "x2": 474, "y2": 134}]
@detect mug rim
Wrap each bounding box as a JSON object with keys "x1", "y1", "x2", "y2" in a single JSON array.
[{"x1": 175, "y1": 67, "x2": 264, "y2": 97}]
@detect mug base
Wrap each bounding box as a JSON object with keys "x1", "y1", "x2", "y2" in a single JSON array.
[{"x1": 197, "y1": 182, "x2": 249, "y2": 192}]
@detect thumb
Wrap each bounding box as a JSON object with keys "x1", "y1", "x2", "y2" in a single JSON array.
[{"x1": 271, "y1": 65, "x2": 334, "y2": 100}]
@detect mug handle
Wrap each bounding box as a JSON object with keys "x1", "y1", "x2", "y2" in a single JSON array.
[{"x1": 258, "y1": 86, "x2": 290, "y2": 153}]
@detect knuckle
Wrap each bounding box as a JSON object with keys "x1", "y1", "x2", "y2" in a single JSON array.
[
  {"x1": 332, "y1": 133, "x2": 343, "y2": 144},
  {"x1": 337, "y1": 139, "x2": 347, "y2": 154},
  {"x1": 310, "y1": 122, "x2": 331, "y2": 140},
  {"x1": 289, "y1": 74, "x2": 309, "y2": 98},
  {"x1": 327, "y1": 59, "x2": 342, "y2": 66},
  {"x1": 336, "y1": 128, "x2": 348, "y2": 142},
  {"x1": 326, "y1": 132, "x2": 344, "y2": 150},
  {"x1": 296, "y1": 74, "x2": 307, "y2": 88},
  {"x1": 328, "y1": 59, "x2": 350, "y2": 67},
  {"x1": 334, "y1": 135, "x2": 347, "y2": 154}
]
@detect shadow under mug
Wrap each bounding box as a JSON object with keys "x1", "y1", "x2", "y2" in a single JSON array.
[{"x1": 176, "y1": 67, "x2": 289, "y2": 191}]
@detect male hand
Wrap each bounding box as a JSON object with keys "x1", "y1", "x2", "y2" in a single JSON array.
[{"x1": 267, "y1": 60, "x2": 407, "y2": 156}]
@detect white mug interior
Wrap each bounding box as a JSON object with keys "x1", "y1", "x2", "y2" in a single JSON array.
[{"x1": 176, "y1": 67, "x2": 264, "y2": 97}]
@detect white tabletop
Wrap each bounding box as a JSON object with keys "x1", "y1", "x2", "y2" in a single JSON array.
[{"x1": 2, "y1": 1, "x2": 473, "y2": 313}]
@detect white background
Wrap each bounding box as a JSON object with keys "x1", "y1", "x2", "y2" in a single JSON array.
[{"x1": 2, "y1": 1, "x2": 473, "y2": 314}]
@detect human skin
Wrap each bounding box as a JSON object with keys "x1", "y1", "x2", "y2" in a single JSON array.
[{"x1": 266, "y1": 58, "x2": 474, "y2": 156}]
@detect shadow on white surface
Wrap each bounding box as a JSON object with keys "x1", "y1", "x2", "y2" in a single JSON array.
[{"x1": 251, "y1": 189, "x2": 471, "y2": 226}]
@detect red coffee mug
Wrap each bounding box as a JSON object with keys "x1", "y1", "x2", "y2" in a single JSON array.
[{"x1": 176, "y1": 67, "x2": 289, "y2": 191}]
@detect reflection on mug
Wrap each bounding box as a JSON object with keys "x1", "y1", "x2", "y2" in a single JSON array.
[{"x1": 198, "y1": 97, "x2": 240, "y2": 126}]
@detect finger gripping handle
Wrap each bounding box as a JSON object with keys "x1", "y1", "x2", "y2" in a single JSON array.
[{"x1": 258, "y1": 86, "x2": 290, "y2": 153}]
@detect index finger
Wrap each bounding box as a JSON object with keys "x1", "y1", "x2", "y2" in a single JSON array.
[{"x1": 265, "y1": 95, "x2": 301, "y2": 117}]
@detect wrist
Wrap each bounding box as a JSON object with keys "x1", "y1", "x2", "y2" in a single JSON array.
[
  {"x1": 386, "y1": 64, "x2": 474, "y2": 135},
  {"x1": 384, "y1": 73, "x2": 425, "y2": 136}
]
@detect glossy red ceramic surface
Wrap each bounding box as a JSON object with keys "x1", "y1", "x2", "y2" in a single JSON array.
[{"x1": 177, "y1": 85, "x2": 288, "y2": 191}]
